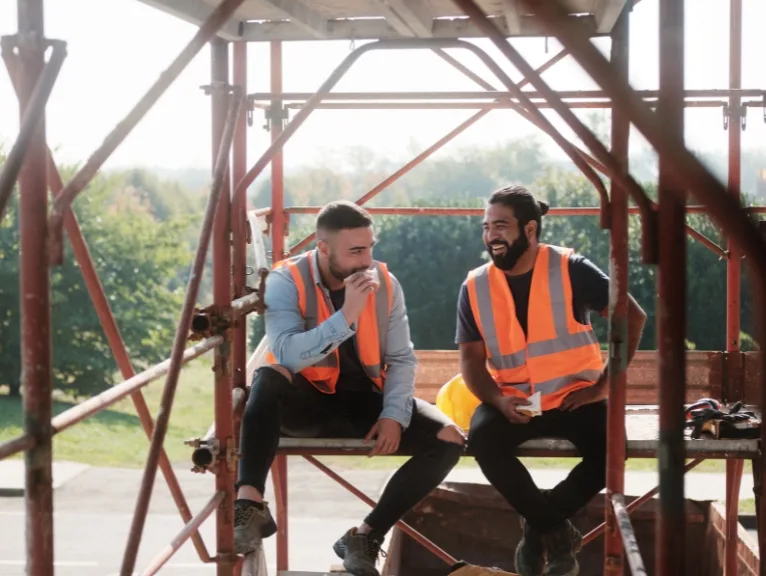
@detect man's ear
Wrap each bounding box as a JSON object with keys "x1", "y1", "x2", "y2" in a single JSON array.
[
  {"x1": 316, "y1": 238, "x2": 330, "y2": 257},
  {"x1": 525, "y1": 221, "x2": 537, "y2": 241}
]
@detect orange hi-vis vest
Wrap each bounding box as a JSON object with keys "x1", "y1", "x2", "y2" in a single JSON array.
[
  {"x1": 264, "y1": 250, "x2": 393, "y2": 394},
  {"x1": 465, "y1": 243, "x2": 604, "y2": 411}
]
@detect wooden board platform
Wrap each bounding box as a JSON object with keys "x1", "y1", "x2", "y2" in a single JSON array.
[
  {"x1": 277, "y1": 413, "x2": 760, "y2": 459},
  {"x1": 134, "y1": 0, "x2": 630, "y2": 42},
  {"x1": 412, "y1": 350, "x2": 764, "y2": 406}
]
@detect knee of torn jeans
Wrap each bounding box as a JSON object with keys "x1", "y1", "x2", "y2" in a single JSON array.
[
  {"x1": 437, "y1": 423, "x2": 467, "y2": 446},
  {"x1": 256, "y1": 363, "x2": 293, "y2": 384}
]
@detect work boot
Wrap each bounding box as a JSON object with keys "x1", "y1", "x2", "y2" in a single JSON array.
[
  {"x1": 333, "y1": 528, "x2": 384, "y2": 576},
  {"x1": 514, "y1": 517, "x2": 546, "y2": 576},
  {"x1": 542, "y1": 520, "x2": 582, "y2": 576},
  {"x1": 233, "y1": 499, "x2": 278, "y2": 555}
]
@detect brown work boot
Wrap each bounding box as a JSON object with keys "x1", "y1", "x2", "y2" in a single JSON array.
[
  {"x1": 333, "y1": 527, "x2": 384, "y2": 576},
  {"x1": 514, "y1": 517, "x2": 546, "y2": 576},
  {"x1": 542, "y1": 520, "x2": 582, "y2": 576},
  {"x1": 233, "y1": 499, "x2": 278, "y2": 555}
]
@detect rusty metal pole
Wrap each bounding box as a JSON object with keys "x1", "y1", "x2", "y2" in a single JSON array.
[
  {"x1": 15, "y1": 1, "x2": 54, "y2": 574},
  {"x1": 119, "y1": 82, "x2": 244, "y2": 576},
  {"x1": 268, "y1": 39, "x2": 290, "y2": 573},
  {"x1": 211, "y1": 38, "x2": 237, "y2": 576},
  {"x1": 0, "y1": 38, "x2": 65, "y2": 221},
  {"x1": 289, "y1": 49, "x2": 574, "y2": 255},
  {"x1": 656, "y1": 0, "x2": 687, "y2": 572},
  {"x1": 507, "y1": 6, "x2": 766, "y2": 570},
  {"x1": 724, "y1": 1, "x2": 744, "y2": 573},
  {"x1": 604, "y1": 6, "x2": 630, "y2": 574},
  {"x1": 232, "y1": 41, "x2": 249, "y2": 397},
  {"x1": 47, "y1": 0, "x2": 246, "y2": 266}
]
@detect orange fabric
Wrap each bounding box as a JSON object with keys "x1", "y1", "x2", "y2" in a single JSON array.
[
  {"x1": 265, "y1": 251, "x2": 391, "y2": 394},
  {"x1": 466, "y1": 244, "x2": 604, "y2": 411}
]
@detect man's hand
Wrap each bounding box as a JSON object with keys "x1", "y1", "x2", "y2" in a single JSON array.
[
  {"x1": 341, "y1": 271, "x2": 378, "y2": 326},
  {"x1": 364, "y1": 417, "x2": 402, "y2": 456},
  {"x1": 559, "y1": 380, "x2": 607, "y2": 411},
  {"x1": 494, "y1": 395, "x2": 533, "y2": 424}
]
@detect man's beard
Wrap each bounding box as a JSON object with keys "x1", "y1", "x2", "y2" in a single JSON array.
[
  {"x1": 487, "y1": 235, "x2": 530, "y2": 271},
  {"x1": 329, "y1": 252, "x2": 368, "y2": 283}
]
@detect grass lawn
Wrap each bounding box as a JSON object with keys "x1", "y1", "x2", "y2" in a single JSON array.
[
  {"x1": 0, "y1": 354, "x2": 219, "y2": 468},
  {"x1": 0, "y1": 359, "x2": 754, "y2": 477}
]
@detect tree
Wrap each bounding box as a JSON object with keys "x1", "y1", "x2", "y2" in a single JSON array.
[{"x1": 0, "y1": 161, "x2": 192, "y2": 398}]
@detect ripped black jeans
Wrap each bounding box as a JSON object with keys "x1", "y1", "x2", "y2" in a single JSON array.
[
  {"x1": 236, "y1": 366, "x2": 464, "y2": 536},
  {"x1": 468, "y1": 400, "x2": 608, "y2": 532}
]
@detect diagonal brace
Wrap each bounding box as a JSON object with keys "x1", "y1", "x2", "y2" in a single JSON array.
[
  {"x1": 46, "y1": 0, "x2": 247, "y2": 267},
  {"x1": 0, "y1": 36, "x2": 66, "y2": 220},
  {"x1": 3, "y1": 50, "x2": 212, "y2": 563}
]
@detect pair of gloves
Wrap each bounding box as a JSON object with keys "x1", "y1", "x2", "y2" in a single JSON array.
[{"x1": 684, "y1": 398, "x2": 761, "y2": 440}]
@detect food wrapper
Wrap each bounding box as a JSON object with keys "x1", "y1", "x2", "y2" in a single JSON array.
[
  {"x1": 344, "y1": 267, "x2": 380, "y2": 291},
  {"x1": 516, "y1": 391, "x2": 542, "y2": 417}
]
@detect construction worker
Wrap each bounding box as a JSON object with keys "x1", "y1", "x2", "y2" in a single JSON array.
[
  {"x1": 234, "y1": 200, "x2": 465, "y2": 576},
  {"x1": 456, "y1": 186, "x2": 646, "y2": 576}
]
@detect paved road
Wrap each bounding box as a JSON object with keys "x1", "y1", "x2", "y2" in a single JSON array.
[
  {"x1": 0, "y1": 459, "x2": 391, "y2": 576},
  {"x1": 0, "y1": 460, "x2": 759, "y2": 575}
]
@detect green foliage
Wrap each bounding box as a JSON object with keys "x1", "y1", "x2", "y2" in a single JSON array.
[
  {"x1": 0, "y1": 159, "x2": 192, "y2": 398},
  {"x1": 243, "y1": 139, "x2": 764, "y2": 355},
  {"x1": 3, "y1": 135, "x2": 765, "y2": 405}
]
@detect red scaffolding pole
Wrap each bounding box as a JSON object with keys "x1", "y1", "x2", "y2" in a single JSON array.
[
  {"x1": 604, "y1": 6, "x2": 630, "y2": 573},
  {"x1": 13, "y1": 2, "x2": 54, "y2": 575}
]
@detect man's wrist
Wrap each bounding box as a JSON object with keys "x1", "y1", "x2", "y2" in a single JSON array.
[
  {"x1": 488, "y1": 390, "x2": 505, "y2": 409},
  {"x1": 341, "y1": 306, "x2": 358, "y2": 329}
]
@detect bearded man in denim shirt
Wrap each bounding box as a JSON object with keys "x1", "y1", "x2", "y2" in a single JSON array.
[{"x1": 233, "y1": 200, "x2": 465, "y2": 576}]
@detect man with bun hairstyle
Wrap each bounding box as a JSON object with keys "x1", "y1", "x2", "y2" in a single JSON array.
[
  {"x1": 456, "y1": 186, "x2": 646, "y2": 576},
  {"x1": 233, "y1": 200, "x2": 465, "y2": 576}
]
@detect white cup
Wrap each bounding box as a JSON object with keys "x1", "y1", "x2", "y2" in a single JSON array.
[{"x1": 364, "y1": 267, "x2": 380, "y2": 291}]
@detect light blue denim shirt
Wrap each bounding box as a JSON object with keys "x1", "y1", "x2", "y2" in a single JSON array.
[{"x1": 263, "y1": 251, "x2": 417, "y2": 429}]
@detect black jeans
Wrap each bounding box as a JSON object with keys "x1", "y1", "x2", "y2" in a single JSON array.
[
  {"x1": 467, "y1": 400, "x2": 608, "y2": 532},
  {"x1": 237, "y1": 366, "x2": 464, "y2": 536}
]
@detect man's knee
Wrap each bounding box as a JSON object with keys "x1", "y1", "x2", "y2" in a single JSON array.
[
  {"x1": 466, "y1": 404, "x2": 500, "y2": 446},
  {"x1": 437, "y1": 423, "x2": 466, "y2": 447},
  {"x1": 432, "y1": 425, "x2": 466, "y2": 467},
  {"x1": 247, "y1": 364, "x2": 293, "y2": 405}
]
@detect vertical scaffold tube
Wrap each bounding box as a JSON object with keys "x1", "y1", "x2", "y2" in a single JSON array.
[
  {"x1": 211, "y1": 38, "x2": 236, "y2": 576},
  {"x1": 269, "y1": 39, "x2": 290, "y2": 573},
  {"x1": 15, "y1": 1, "x2": 54, "y2": 574},
  {"x1": 656, "y1": 0, "x2": 687, "y2": 573},
  {"x1": 604, "y1": 6, "x2": 630, "y2": 573}
]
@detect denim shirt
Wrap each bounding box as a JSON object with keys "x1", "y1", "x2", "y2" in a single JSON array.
[{"x1": 263, "y1": 251, "x2": 417, "y2": 429}]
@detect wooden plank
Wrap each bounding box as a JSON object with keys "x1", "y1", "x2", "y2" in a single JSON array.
[
  {"x1": 277, "y1": 411, "x2": 761, "y2": 459},
  {"x1": 744, "y1": 351, "x2": 764, "y2": 406},
  {"x1": 239, "y1": 14, "x2": 600, "y2": 41},
  {"x1": 413, "y1": 350, "x2": 730, "y2": 405}
]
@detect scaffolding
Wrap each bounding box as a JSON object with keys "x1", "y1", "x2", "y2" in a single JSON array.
[{"x1": 1, "y1": 0, "x2": 766, "y2": 575}]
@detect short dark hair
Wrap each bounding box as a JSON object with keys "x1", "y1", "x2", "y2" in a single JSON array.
[
  {"x1": 316, "y1": 200, "x2": 373, "y2": 233},
  {"x1": 488, "y1": 185, "x2": 549, "y2": 239}
]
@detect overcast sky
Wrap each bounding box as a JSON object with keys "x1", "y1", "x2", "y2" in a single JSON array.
[{"x1": 0, "y1": 0, "x2": 764, "y2": 175}]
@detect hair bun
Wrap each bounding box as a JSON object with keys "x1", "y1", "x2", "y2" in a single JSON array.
[{"x1": 538, "y1": 200, "x2": 550, "y2": 216}]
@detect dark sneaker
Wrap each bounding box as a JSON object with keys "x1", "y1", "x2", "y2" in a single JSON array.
[
  {"x1": 514, "y1": 517, "x2": 546, "y2": 576},
  {"x1": 233, "y1": 499, "x2": 278, "y2": 555},
  {"x1": 333, "y1": 528, "x2": 383, "y2": 576},
  {"x1": 543, "y1": 520, "x2": 582, "y2": 576}
]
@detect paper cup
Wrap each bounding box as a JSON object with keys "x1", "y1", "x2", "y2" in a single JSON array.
[{"x1": 365, "y1": 267, "x2": 380, "y2": 289}]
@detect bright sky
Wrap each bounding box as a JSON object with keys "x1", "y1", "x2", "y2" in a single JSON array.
[{"x1": 0, "y1": 0, "x2": 764, "y2": 175}]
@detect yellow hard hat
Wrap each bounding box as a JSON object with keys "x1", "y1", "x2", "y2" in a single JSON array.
[{"x1": 435, "y1": 373, "x2": 482, "y2": 431}]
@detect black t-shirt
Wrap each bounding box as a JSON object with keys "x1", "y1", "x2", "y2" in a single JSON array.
[
  {"x1": 328, "y1": 288, "x2": 376, "y2": 392},
  {"x1": 455, "y1": 253, "x2": 610, "y2": 344}
]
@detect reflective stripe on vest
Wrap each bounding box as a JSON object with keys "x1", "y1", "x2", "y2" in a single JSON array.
[
  {"x1": 265, "y1": 250, "x2": 392, "y2": 394},
  {"x1": 467, "y1": 244, "x2": 604, "y2": 410}
]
